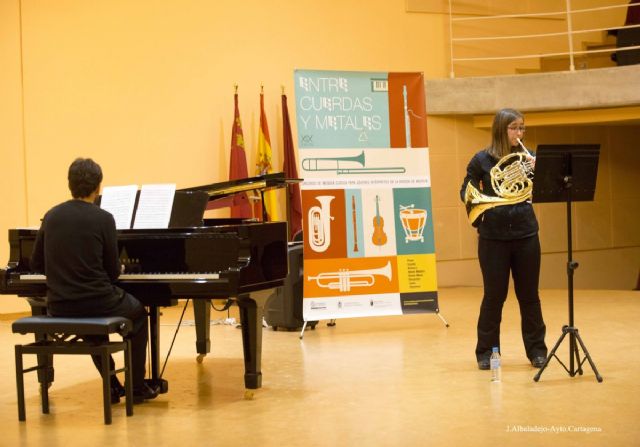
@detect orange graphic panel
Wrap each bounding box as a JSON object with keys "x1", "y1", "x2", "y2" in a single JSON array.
[
  {"x1": 388, "y1": 72, "x2": 427, "y2": 148},
  {"x1": 302, "y1": 189, "x2": 347, "y2": 260},
  {"x1": 304, "y1": 257, "x2": 398, "y2": 298}
]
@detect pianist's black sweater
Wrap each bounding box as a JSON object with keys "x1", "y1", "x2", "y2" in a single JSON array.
[{"x1": 31, "y1": 199, "x2": 122, "y2": 307}]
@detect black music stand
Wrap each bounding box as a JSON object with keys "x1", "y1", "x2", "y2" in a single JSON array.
[{"x1": 532, "y1": 144, "x2": 603, "y2": 382}]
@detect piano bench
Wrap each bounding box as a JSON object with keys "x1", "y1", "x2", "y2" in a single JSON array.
[{"x1": 12, "y1": 316, "x2": 134, "y2": 425}]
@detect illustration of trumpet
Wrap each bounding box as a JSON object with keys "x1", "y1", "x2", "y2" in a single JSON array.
[
  {"x1": 302, "y1": 151, "x2": 405, "y2": 175},
  {"x1": 308, "y1": 195, "x2": 334, "y2": 253},
  {"x1": 307, "y1": 261, "x2": 393, "y2": 293}
]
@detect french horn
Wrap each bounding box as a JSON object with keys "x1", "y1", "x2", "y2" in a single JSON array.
[{"x1": 464, "y1": 142, "x2": 534, "y2": 224}]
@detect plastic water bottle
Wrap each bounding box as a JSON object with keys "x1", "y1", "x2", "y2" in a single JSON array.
[{"x1": 490, "y1": 347, "x2": 501, "y2": 382}]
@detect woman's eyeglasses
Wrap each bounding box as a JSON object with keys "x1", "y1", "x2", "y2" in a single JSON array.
[{"x1": 508, "y1": 125, "x2": 526, "y2": 132}]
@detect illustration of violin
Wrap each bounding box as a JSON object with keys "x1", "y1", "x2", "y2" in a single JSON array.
[{"x1": 372, "y1": 195, "x2": 387, "y2": 246}]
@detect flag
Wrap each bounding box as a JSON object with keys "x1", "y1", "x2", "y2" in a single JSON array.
[
  {"x1": 282, "y1": 93, "x2": 302, "y2": 239},
  {"x1": 228, "y1": 92, "x2": 252, "y2": 218},
  {"x1": 255, "y1": 92, "x2": 279, "y2": 221}
]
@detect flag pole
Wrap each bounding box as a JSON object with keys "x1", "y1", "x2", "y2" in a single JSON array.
[{"x1": 281, "y1": 84, "x2": 290, "y2": 239}]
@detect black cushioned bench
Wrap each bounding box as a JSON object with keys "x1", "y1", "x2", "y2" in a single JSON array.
[{"x1": 12, "y1": 316, "x2": 134, "y2": 424}]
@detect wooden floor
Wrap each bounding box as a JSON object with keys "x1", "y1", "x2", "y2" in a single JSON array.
[{"x1": 1, "y1": 287, "x2": 638, "y2": 446}]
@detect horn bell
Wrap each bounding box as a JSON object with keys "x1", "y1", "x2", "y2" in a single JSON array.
[
  {"x1": 463, "y1": 182, "x2": 529, "y2": 224},
  {"x1": 463, "y1": 151, "x2": 534, "y2": 224}
]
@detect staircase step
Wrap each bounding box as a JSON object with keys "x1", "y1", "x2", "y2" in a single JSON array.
[
  {"x1": 583, "y1": 32, "x2": 617, "y2": 50},
  {"x1": 583, "y1": 42, "x2": 617, "y2": 51},
  {"x1": 515, "y1": 68, "x2": 542, "y2": 74}
]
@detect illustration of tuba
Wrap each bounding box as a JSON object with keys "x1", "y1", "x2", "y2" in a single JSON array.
[
  {"x1": 464, "y1": 150, "x2": 534, "y2": 224},
  {"x1": 308, "y1": 195, "x2": 335, "y2": 253},
  {"x1": 307, "y1": 261, "x2": 393, "y2": 293}
]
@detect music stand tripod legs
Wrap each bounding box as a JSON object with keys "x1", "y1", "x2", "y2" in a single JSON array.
[
  {"x1": 533, "y1": 171, "x2": 602, "y2": 383},
  {"x1": 534, "y1": 323, "x2": 602, "y2": 382}
]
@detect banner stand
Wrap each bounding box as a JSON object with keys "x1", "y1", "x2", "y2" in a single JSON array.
[{"x1": 294, "y1": 69, "x2": 447, "y2": 337}]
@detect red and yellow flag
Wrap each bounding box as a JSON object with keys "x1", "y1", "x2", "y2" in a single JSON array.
[
  {"x1": 255, "y1": 92, "x2": 279, "y2": 221},
  {"x1": 282, "y1": 93, "x2": 302, "y2": 239},
  {"x1": 229, "y1": 92, "x2": 252, "y2": 218}
]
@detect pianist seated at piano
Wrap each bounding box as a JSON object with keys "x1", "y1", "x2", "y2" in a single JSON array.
[{"x1": 30, "y1": 157, "x2": 158, "y2": 404}]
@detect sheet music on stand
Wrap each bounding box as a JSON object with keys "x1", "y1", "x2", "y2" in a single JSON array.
[
  {"x1": 100, "y1": 185, "x2": 138, "y2": 229},
  {"x1": 133, "y1": 184, "x2": 176, "y2": 229}
]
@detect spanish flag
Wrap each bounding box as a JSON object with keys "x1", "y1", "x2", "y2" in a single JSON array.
[{"x1": 255, "y1": 91, "x2": 279, "y2": 221}]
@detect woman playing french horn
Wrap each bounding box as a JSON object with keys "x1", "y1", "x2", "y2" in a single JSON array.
[{"x1": 460, "y1": 108, "x2": 548, "y2": 371}]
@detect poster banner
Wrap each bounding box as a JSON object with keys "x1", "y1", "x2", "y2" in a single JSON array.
[{"x1": 294, "y1": 69, "x2": 438, "y2": 321}]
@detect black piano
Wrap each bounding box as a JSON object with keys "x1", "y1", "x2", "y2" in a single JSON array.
[{"x1": 0, "y1": 173, "x2": 291, "y2": 393}]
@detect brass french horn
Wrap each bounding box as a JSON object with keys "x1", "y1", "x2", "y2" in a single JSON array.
[{"x1": 464, "y1": 140, "x2": 534, "y2": 224}]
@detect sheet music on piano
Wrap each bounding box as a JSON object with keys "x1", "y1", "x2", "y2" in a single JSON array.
[
  {"x1": 100, "y1": 183, "x2": 177, "y2": 229},
  {"x1": 100, "y1": 184, "x2": 138, "y2": 229},
  {"x1": 133, "y1": 184, "x2": 176, "y2": 229}
]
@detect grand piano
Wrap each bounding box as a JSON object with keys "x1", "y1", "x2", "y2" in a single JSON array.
[{"x1": 0, "y1": 173, "x2": 292, "y2": 394}]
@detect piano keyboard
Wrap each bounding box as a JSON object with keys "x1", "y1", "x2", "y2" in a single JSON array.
[{"x1": 19, "y1": 273, "x2": 221, "y2": 282}]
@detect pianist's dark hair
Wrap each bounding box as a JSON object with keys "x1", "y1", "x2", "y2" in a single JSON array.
[{"x1": 68, "y1": 158, "x2": 103, "y2": 199}]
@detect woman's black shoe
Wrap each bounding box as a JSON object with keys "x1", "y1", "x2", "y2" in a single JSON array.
[
  {"x1": 531, "y1": 356, "x2": 547, "y2": 368},
  {"x1": 477, "y1": 358, "x2": 490, "y2": 370}
]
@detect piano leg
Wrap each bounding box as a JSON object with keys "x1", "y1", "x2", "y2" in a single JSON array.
[
  {"x1": 192, "y1": 299, "x2": 211, "y2": 363},
  {"x1": 236, "y1": 293, "x2": 267, "y2": 391},
  {"x1": 146, "y1": 305, "x2": 169, "y2": 393}
]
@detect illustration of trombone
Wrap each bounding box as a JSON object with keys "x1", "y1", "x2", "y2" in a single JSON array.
[
  {"x1": 307, "y1": 261, "x2": 393, "y2": 293},
  {"x1": 399, "y1": 204, "x2": 427, "y2": 243},
  {"x1": 308, "y1": 195, "x2": 335, "y2": 253},
  {"x1": 302, "y1": 151, "x2": 405, "y2": 175}
]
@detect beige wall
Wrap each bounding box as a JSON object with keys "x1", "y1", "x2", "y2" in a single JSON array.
[
  {"x1": 0, "y1": 0, "x2": 28, "y2": 312},
  {"x1": 13, "y1": 0, "x2": 446, "y2": 224}
]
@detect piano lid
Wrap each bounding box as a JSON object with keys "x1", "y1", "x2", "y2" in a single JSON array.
[{"x1": 179, "y1": 172, "x2": 300, "y2": 202}]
